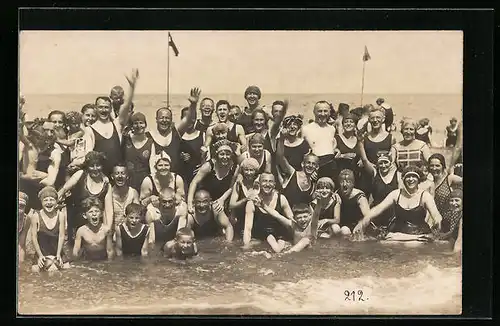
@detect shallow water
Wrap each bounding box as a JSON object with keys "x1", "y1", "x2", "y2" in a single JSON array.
[{"x1": 18, "y1": 238, "x2": 461, "y2": 315}]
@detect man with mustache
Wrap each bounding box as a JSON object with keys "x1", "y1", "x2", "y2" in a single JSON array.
[
  {"x1": 83, "y1": 69, "x2": 139, "y2": 176},
  {"x1": 301, "y1": 101, "x2": 338, "y2": 182}
]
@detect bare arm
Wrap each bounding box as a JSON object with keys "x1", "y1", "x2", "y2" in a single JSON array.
[
  {"x1": 243, "y1": 201, "x2": 256, "y2": 247},
  {"x1": 357, "y1": 139, "x2": 376, "y2": 176},
  {"x1": 56, "y1": 208, "x2": 66, "y2": 258},
  {"x1": 390, "y1": 145, "x2": 397, "y2": 166},
  {"x1": 139, "y1": 176, "x2": 154, "y2": 205},
  {"x1": 58, "y1": 170, "x2": 84, "y2": 198},
  {"x1": 236, "y1": 125, "x2": 247, "y2": 149},
  {"x1": 263, "y1": 151, "x2": 272, "y2": 173},
  {"x1": 72, "y1": 227, "x2": 83, "y2": 259},
  {"x1": 358, "y1": 194, "x2": 371, "y2": 217},
  {"x1": 175, "y1": 175, "x2": 186, "y2": 202},
  {"x1": 332, "y1": 198, "x2": 341, "y2": 224},
  {"x1": 203, "y1": 126, "x2": 214, "y2": 148},
  {"x1": 187, "y1": 162, "x2": 211, "y2": 209},
  {"x1": 40, "y1": 150, "x2": 62, "y2": 186},
  {"x1": 30, "y1": 214, "x2": 43, "y2": 259},
  {"x1": 358, "y1": 190, "x2": 397, "y2": 228},
  {"x1": 177, "y1": 88, "x2": 201, "y2": 136},
  {"x1": 103, "y1": 185, "x2": 114, "y2": 228},
  {"x1": 115, "y1": 226, "x2": 123, "y2": 257},
  {"x1": 422, "y1": 191, "x2": 443, "y2": 229},
  {"x1": 448, "y1": 174, "x2": 463, "y2": 188},
  {"x1": 453, "y1": 219, "x2": 462, "y2": 253},
  {"x1": 106, "y1": 233, "x2": 114, "y2": 260},
  {"x1": 118, "y1": 69, "x2": 139, "y2": 127},
  {"x1": 280, "y1": 195, "x2": 294, "y2": 221},
  {"x1": 309, "y1": 201, "x2": 322, "y2": 241},
  {"x1": 131, "y1": 189, "x2": 140, "y2": 204},
  {"x1": 141, "y1": 228, "x2": 150, "y2": 257},
  {"x1": 276, "y1": 132, "x2": 295, "y2": 178}
]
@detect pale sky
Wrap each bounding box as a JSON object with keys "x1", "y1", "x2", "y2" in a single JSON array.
[{"x1": 19, "y1": 30, "x2": 463, "y2": 95}]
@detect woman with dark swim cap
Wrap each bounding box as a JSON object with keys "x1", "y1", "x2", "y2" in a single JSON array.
[
  {"x1": 337, "y1": 169, "x2": 370, "y2": 236},
  {"x1": 391, "y1": 118, "x2": 432, "y2": 172},
  {"x1": 57, "y1": 151, "x2": 113, "y2": 245},
  {"x1": 123, "y1": 112, "x2": 154, "y2": 191},
  {"x1": 445, "y1": 117, "x2": 459, "y2": 148},
  {"x1": 428, "y1": 153, "x2": 462, "y2": 215},
  {"x1": 353, "y1": 166, "x2": 443, "y2": 242},
  {"x1": 358, "y1": 148, "x2": 402, "y2": 228}
]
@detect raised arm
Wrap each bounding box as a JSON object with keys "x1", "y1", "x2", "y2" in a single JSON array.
[
  {"x1": 236, "y1": 125, "x2": 248, "y2": 150},
  {"x1": 276, "y1": 130, "x2": 295, "y2": 178},
  {"x1": 263, "y1": 150, "x2": 272, "y2": 174},
  {"x1": 58, "y1": 170, "x2": 84, "y2": 200},
  {"x1": 118, "y1": 69, "x2": 139, "y2": 127},
  {"x1": 187, "y1": 162, "x2": 211, "y2": 211},
  {"x1": 177, "y1": 88, "x2": 201, "y2": 136},
  {"x1": 204, "y1": 126, "x2": 214, "y2": 148}
]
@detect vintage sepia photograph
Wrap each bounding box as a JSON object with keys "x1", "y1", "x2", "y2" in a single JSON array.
[{"x1": 18, "y1": 29, "x2": 463, "y2": 315}]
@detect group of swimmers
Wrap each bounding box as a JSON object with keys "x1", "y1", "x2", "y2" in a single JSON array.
[{"x1": 18, "y1": 69, "x2": 464, "y2": 272}]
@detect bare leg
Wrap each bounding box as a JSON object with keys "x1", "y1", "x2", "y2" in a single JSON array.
[
  {"x1": 216, "y1": 211, "x2": 234, "y2": 242},
  {"x1": 331, "y1": 224, "x2": 342, "y2": 235},
  {"x1": 340, "y1": 226, "x2": 352, "y2": 236},
  {"x1": 285, "y1": 237, "x2": 311, "y2": 253},
  {"x1": 266, "y1": 234, "x2": 284, "y2": 253}
]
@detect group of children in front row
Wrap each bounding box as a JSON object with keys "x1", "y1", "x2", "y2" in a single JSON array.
[{"x1": 18, "y1": 167, "x2": 463, "y2": 272}]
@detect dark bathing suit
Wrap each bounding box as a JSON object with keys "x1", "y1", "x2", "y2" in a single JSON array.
[
  {"x1": 153, "y1": 211, "x2": 180, "y2": 247},
  {"x1": 361, "y1": 133, "x2": 393, "y2": 196},
  {"x1": 334, "y1": 134, "x2": 360, "y2": 185},
  {"x1": 146, "y1": 127, "x2": 182, "y2": 174},
  {"x1": 179, "y1": 131, "x2": 205, "y2": 189},
  {"x1": 392, "y1": 190, "x2": 431, "y2": 235},
  {"x1": 92, "y1": 123, "x2": 123, "y2": 177},
  {"x1": 340, "y1": 191, "x2": 366, "y2": 231},
  {"x1": 200, "y1": 160, "x2": 236, "y2": 201},
  {"x1": 252, "y1": 194, "x2": 290, "y2": 241},
  {"x1": 371, "y1": 171, "x2": 398, "y2": 227},
  {"x1": 282, "y1": 171, "x2": 314, "y2": 206},
  {"x1": 284, "y1": 139, "x2": 310, "y2": 172},
  {"x1": 192, "y1": 211, "x2": 220, "y2": 239},
  {"x1": 120, "y1": 224, "x2": 149, "y2": 256},
  {"x1": 433, "y1": 176, "x2": 452, "y2": 215},
  {"x1": 123, "y1": 135, "x2": 154, "y2": 192},
  {"x1": 445, "y1": 126, "x2": 458, "y2": 147}
]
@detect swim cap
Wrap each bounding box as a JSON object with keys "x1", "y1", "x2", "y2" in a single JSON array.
[
  {"x1": 338, "y1": 103, "x2": 350, "y2": 112},
  {"x1": 377, "y1": 151, "x2": 392, "y2": 163},
  {"x1": 450, "y1": 188, "x2": 463, "y2": 199},
  {"x1": 38, "y1": 186, "x2": 58, "y2": 201},
  {"x1": 343, "y1": 113, "x2": 359, "y2": 124},
  {"x1": 282, "y1": 115, "x2": 304, "y2": 129},
  {"x1": 338, "y1": 169, "x2": 355, "y2": 181},
  {"x1": 155, "y1": 153, "x2": 172, "y2": 165},
  {"x1": 213, "y1": 139, "x2": 234, "y2": 154},
  {"x1": 240, "y1": 157, "x2": 260, "y2": 171},
  {"x1": 130, "y1": 112, "x2": 147, "y2": 123},
  {"x1": 244, "y1": 86, "x2": 261, "y2": 99},
  {"x1": 402, "y1": 166, "x2": 423, "y2": 181},
  {"x1": 19, "y1": 192, "x2": 29, "y2": 206}
]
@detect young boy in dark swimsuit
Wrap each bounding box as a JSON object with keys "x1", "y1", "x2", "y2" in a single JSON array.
[
  {"x1": 115, "y1": 203, "x2": 150, "y2": 258},
  {"x1": 163, "y1": 228, "x2": 198, "y2": 260},
  {"x1": 72, "y1": 197, "x2": 113, "y2": 261}
]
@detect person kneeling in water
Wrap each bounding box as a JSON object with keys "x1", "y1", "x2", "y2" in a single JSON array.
[
  {"x1": 181, "y1": 190, "x2": 233, "y2": 240},
  {"x1": 256, "y1": 200, "x2": 325, "y2": 254},
  {"x1": 352, "y1": 166, "x2": 442, "y2": 243},
  {"x1": 72, "y1": 197, "x2": 113, "y2": 261},
  {"x1": 115, "y1": 203, "x2": 150, "y2": 258},
  {"x1": 163, "y1": 228, "x2": 198, "y2": 260},
  {"x1": 310, "y1": 177, "x2": 341, "y2": 238}
]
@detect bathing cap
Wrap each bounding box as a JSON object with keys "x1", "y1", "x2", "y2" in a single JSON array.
[
  {"x1": 155, "y1": 153, "x2": 172, "y2": 165},
  {"x1": 244, "y1": 86, "x2": 261, "y2": 99},
  {"x1": 338, "y1": 169, "x2": 355, "y2": 181},
  {"x1": 377, "y1": 151, "x2": 392, "y2": 163},
  {"x1": 402, "y1": 166, "x2": 423, "y2": 180},
  {"x1": 38, "y1": 186, "x2": 58, "y2": 201},
  {"x1": 213, "y1": 139, "x2": 234, "y2": 154},
  {"x1": 282, "y1": 115, "x2": 304, "y2": 129}
]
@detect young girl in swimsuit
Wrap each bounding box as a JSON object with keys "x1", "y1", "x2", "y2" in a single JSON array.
[
  {"x1": 115, "y1": 203, "x2": 150, "y2": 258},
  {"x1": 243, "y1": 173, "x2": 294, "y2": 252},
  {"x1": 437, "y1": 189, "x2": 463, "y2": 252},
  {"x1": 202, "y1": 123, "x2": 242, "y2": 161},
  {"x1": 30, "y1": 186, "x2": 70, "y2": 272},
  {"x1": 123, "y1": 112, "x2": 154, "y2": 192},
  {"x1": 309, "y1": 177, "x2": 341, "y2": 238},
  {"x1": 236, "y1": 133, "x2": 272, "y2": 175},
  {"x1": 353, "y1": 166, "x2": 443, "y2": 244},
  {"x1": 229, "y1": 158, "x2": 261, "y2": 236},
  {"x1": 73, "y1": 197, "x2": 113, "y2": 261},
  {"x1": 428, "y1": 153, "x2": 463, "y2": 215},
  {"x1": 187, "y1": 140, "x2": 237, "y2": 243},
  {"x1": 18, "y1": 192, "x2": 32, "y2": 264}
]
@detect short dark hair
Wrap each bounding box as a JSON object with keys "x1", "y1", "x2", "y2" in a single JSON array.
[
  {"x1": 272, "y1": 100, "x2": 285, "y2": 108},
  {"x1": 95, "y1": 96, "x2": 111, "y2": 105},
  {"x1": 81, "y1": 197, "x2": 103, "y2": 213},
  {"x1": 48, "y1": 110, "x2": 66, "y2": 124},
  {"x1": 292, "y1": 203, "x2": 312, "y2": 215},
  {"x1": 176, "y1": 227, "x2": 195, "y2": 239},
  {"x1": 83, "y1": 151, "x2": 107, "y2": 170},
  {"x1": 125, "y1": 203, "x2": 147, "y2": 220},
  {"x1": 81, "y1": 104, "x2": 95, "y2": 113},
  {"x1": 216, "y1": 100, "x2": 231, "y2": 110}
]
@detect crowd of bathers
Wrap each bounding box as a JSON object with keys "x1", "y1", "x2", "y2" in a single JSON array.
[{"x1": 17, "y1": 69, "x2": 464, "y2": 272}]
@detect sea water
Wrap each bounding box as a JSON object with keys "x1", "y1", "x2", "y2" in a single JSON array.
[{"x1": 18, "y1": 93, "x2": 462, "y2": 315}]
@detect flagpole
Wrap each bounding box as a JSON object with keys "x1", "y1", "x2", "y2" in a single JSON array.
[
  {"x1": 360, "y1": 60, "x2": 366, "y2": 107},
  {"x1": 167, "y1": 32, "x2": 171, "y2": 108}
]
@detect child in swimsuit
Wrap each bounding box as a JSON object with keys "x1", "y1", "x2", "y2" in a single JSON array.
[
  {"x1": 163, "y1": 228, "x2": 199, "y2": 260},
  {"x1": 30, "y1": 186, "x2": 70, "y2": 272},
  {"x1": 115, "y1": 203, "x2": 150, "y2": 258},
  {"x1": 18, "y1": 192, "x2": 32, "y2": 264},
  {"x1": 310, "y1": 177, "x2": 341, "y2": 238},
  {"x1": 73, "y1": 197, "x2": 113, "y2": 261},
  {"x1": 437, "y1": 189, "x2": 463, "y2": 251}
]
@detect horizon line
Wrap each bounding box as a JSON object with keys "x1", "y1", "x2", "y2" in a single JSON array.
[{"x1": 22, "y1": 92, "x2": 463, "y2": 96}]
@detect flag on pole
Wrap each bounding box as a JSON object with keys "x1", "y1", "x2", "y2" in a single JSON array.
[
  {"x1": 363, "y1": 45, "x2": 371, "y2": 62},
  {"x1": 168, "y1": 32, "x2": 179, "y2": 56}
]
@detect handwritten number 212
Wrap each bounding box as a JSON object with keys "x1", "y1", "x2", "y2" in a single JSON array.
[{"x1": 345, "y1": 290, "x2": 365, "y2": 301}]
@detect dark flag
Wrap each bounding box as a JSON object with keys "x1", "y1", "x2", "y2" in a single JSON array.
[
  {"x1": 168, "y1": 32, "x2": 179, "y2": 56},
  {"x1": 363, "y1": 45, "x2": 371, "y2": 62}
]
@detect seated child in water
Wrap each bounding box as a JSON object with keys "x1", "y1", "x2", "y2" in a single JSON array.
[
  {"x1": 18, "y1": 192, "x2": 32, "y2": 264},
  {"x1": 163, "y1": 228, "x2": 199, "y2": 260},
  {"x1": 437, "y1": 189, "x2": 463, "y2": 252},
  {"x1": 254, "y1": 196, "x2": 324, "y2": 254},
  {"x1": 30, "y1": 186, "x2": 70, "y2": 272},
  {"x1": 115, "y1": 203, "x2": 150, "y2": 258},
  {"x1": 72, "y1": 197, "x2": 113, "y2": 261},
  {"x1": 309, "y1": 177, "x2": 341, "y2": 238}
]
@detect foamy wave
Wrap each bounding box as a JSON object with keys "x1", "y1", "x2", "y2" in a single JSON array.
[{"x1": 20, "y1": 265, "x2": 461, "y2": 315}]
